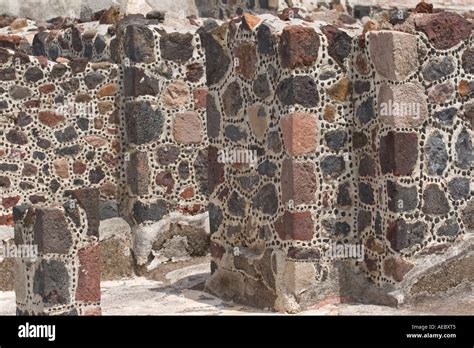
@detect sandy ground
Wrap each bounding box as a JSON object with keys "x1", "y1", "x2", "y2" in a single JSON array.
[{"x1": 0, "y1": 259, "x2": 472, "y2": 315}]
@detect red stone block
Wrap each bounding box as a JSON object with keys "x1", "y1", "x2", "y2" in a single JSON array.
[{"x1": 76, "y1": 245, "x2": 101, "y2": 302}]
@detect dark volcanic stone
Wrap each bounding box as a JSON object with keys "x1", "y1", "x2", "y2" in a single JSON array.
[
  {"x1": 425, "y1": 131, "x2": 448, "y2": 175},
  {"x1": 159, "y1": 31, "x2": 194, "y2": 63},
  {"x1": 124, "y1": 66, "x2": 160, "y2": 97},
  {"x1": 253, "y1": 73, "x2": 270, "y2": 99},
  {"x1": 156, "y1": 145, "x2": 180, "y2": 165},
  {"x1": 206, "y1": 94, "x2": 220, "y2": 139},
  {"x1": 125, "y1": 100, "x2": 163, "y2": 145},
  {"x1": 359, "y1": 182, "x2": 375, "y2": 205},
  {"x1": 321, "y1": 155, "x2": 345, "y2": 179},
  {"x1": 84, "y1": 71, "x2": 104, "y2": 89},
  {"x1": 455, "y1": 128, "x2": 473, "y2": 169},
  {"x1": 447, "y1": 177, "x2": 470, "y2": 200},
  {"x1": 228, "y1": 191, "x2": 246, "y2": 217},
  {"x1": 422, "y1": 184, "x2": 450, "y2": 215},
  {"x1": 253, "y1": 183, "x2": 278, "y2": 215},
  {"x1": 434, "y1": 107, "x2": 456, "y2": 124},
  {"x1": 123, "y1": 24, "x2": 155, "y2": 63},
  {"x1": 199, "y1": 24, "x2": 231, "y2": 85},
  {"x1": 356, "y1": 97, "x2": 375, "y2": 124},
  {"x1": 387, "y1": 180, "x2": 418, "y2": 213},
  {"x1": 222, "y1": 81, "x2": 243, "y2": 117},
  {"x1": 324, "y1": 129, "x2": 347, "y2": 150},
  {"x1": 276, "y1": 76, "x2": 319, "y2": 108},
  {"x1": 33, "y1": 259, "x2": 70, "y2": 307},
  {"x1": 422, "y1": 56, "x2": 455, "y2": 81},
  {"x1": 321, "y1": 25, "x2": 352, "y2": 67},
  {"x1": 256, "y1": 24, "x2": 275, "y2": 55},
  {"x1": 133, "y1": 199, "x2": 168, "y2": 224}
]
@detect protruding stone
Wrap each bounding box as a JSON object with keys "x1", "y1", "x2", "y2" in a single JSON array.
[
  {"x1": 279, "y1": 25, "x2": 319, "y2": 69},
  {"x1": 448, "y1": 177, "x2": 470, "y2": 201},
  {"x1": 368, "y1": 31, "x2": 418, "y2": 81},
  {"x1": 159, "y1": 31, "x2": 194, "y2": 63},
  {"x1": 379, "y1": 132, "x2": 418, "y2": 176},
  {"x1": 34, "y1": 208, "x2": 72, "y2": 254},
  {"x1": 234, "y1": 41, "x2": 257, "y2": 80},
  {"x1": 276, "y1": 76, "x2": 319, "y2": 108},
  {"x1": 422, "y1": 56, "x2": 455, "y2": 81},
  {"x1": 33, "y1": 259, "x2": 70, "y2": 306},
  {"x1": 321, "y1": 25, "x2": 352, "y2": 67},
  {"x1": 455, "y1": 128, "x2": 473, "y2": 169},
  {"x1": 280, "y1": 112, "x2": 317, "y2": 156},
  {"x1": 252, "y1": 183, "x2": 278, "y2": 215},
  {"x1": 123, "y1": 24, "x2": 155, "y2": 63},
  {"x1": 125, "y1": 101, "x2": 163, "y2": 145},
  {"x1": 321, "y1": 155, "x2": 345, "y2": 179},
  {"x1": 281, "y1": 158, "x2": 317, "y2": 205},
  {"x1": 247, "y1": 104, "x2": 269, "y2": 141},
  {"x1": 173, "y1": 111, "x2": 203, "y2": 144},
  {"x1": 415, "y1": 12, "x2": 473, "y2": 50},
  {"x1": 383, "y1": 257, "x2": 414, "y2": 282},
  {"x1": 222, "y1": 81, "x2": 242, "y2": 117}
]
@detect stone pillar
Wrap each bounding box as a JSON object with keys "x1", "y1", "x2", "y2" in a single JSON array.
[
  {"x1": 203, "y1": 14, "x2": 357, "y2": 312},
  {"x1": 112, "y1": 16, "x2": 210, "y2": 272},
  {"x1": 13, "y1": 188, "x2": 101, "y2": 315}
]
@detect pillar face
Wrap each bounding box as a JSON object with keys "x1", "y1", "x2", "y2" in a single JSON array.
[
  {"x1": 13, "y1": 188, "x2": 101, "y2": 316},
  {"x1": 205, "y1": 13, "x2": 473, "y2": 311},
  {"x1": 204, "y1": 16, "x2": 356, "y2": 311}
]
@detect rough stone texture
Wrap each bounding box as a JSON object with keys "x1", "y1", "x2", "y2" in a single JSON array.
[
  {"x1": 369, "y1": 31, "x2": 418, "y2": 81},
  {"x1": 279, "y1": 26, "x2": 319, "y2": 69},
  {"x1": 415, "y1": 12, "x2": 473, "y2": 50},
  {"x1": 280, "y1": 112, "x2": 317, "y2": 156},
  {"x1": 379, "y1": 132, "x2": 418, "y2": 176},
  {"x1": 173, "y1": 112, "x2": 203, "y2": 144}
]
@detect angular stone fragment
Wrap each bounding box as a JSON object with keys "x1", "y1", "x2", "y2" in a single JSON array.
[
  {"x1": 386, "y1": 219, "x2": 427, "y2": 252},
  {"x1": 422, "y1": 56, "x2": 455, "y2": 81},
  {"x1": 133, "y1": 199, "x2": 168, "y2": 224},
  {"x1": 159, "y1": 31, "x2": 194, "y2": 62},
  {"x1": 33, "y1": 259, "x2": 70, "y2": 307},
  {"x1": 321, "y1": 155, "x2": 345, "y2": 179},
  {"x1": 448, "y1": 177, "x2": 470, "y2": 201},
  {"x1": 321, "y1": 25, "x2": 352, "y2": 67},
  {"x1": 123, "y1": 24, "x2": 155, "y2": 63},
  {"x1": 281, "y1": 158, "x2": 317, "y2": 205},
  {"x1": 34, "y1": 208, "x2": 72, "y2": 254},
  {"x1": 455, "y1": 128, "x2": 473, "y2": 169},
  {"x1": 123, "y1": 67, "x2": 160, "y2": 97},
  {"x1": 199, "y1": 24, "x2": 231, "y2": 85},
  {"x1": 369, "y1": 31, "x2": 418, "y2": 81},
  {"x1": 378, "y1": 83, "x2": 428, "y2": 128},
  {"x1": 252, "y1": 183, "x2": 278, "y2": 215},
  {"x1": 383, "y1": 257, "x2": 414, "y2": 282},
  {"x1": 462, "y1": 48, "x2": 474, "y2": 74},
  {"x1": 234, "y1": 41, "x2": 257, "y2": 79},
  {"x1": 279, "y1": 25, "x2": 319, "y2": 69},
  {"x1": 222, "y1": 81, "x2": 242, "y2": 117}
]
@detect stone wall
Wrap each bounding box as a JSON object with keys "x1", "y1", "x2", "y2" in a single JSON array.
[
  {"x1": 204, "y1": 11, "x2": 473, "y2": 311},
  {"x1": 14, "y1": 188, "x2": 101, "y2": 315}
]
